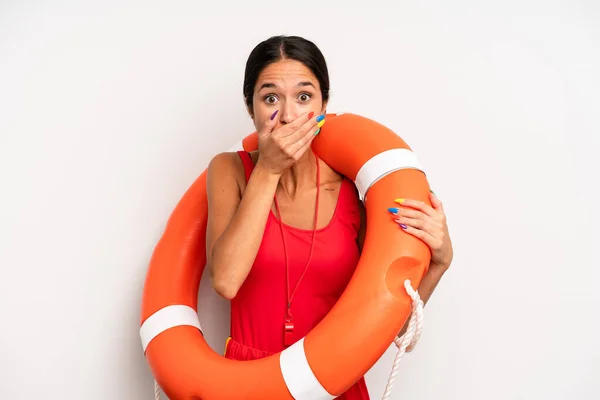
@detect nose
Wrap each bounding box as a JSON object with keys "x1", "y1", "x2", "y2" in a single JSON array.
[{"x1": 278, "y1": 100, "x2": 300, "y2": 125}]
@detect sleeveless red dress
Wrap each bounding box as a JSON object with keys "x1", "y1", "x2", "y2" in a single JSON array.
[{"x1": 224, "y1": 151, "x2": 370, "y2": 399}]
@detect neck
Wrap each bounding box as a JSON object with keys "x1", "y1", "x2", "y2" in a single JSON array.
[{"x1": 278, "y1": 150, "x2": 317, "y2": 199}]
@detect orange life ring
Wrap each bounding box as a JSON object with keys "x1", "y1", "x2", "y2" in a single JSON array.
[{"x1": 140, "y1": 113, "x2": 432, "y2": 399}]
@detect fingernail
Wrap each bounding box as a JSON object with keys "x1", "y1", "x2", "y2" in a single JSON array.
[
  {"x1": 270, "y1": 110, "x2": 279, "y2": 120},
  {"x1": 316, "y1": 114, "x2": 325, "y2": 122},
  {"x1": 314, "y1": 128, "x2": 320, "y2": 135},
  {"x1": 394, "y1": 198, "x2": 405, "y2": 204},
  {"x1": 430, "y1": 189, "x2": 436, "y2": 195},
  {"x1": 317, "y1": 119, "x2": 325, "y2": 128},
  {"x1": 399, "y1": 223, "x2": 408, "y2": 229},
  {"x1": 308, "y1": 111, "x2": 315, "y2": 119},
  {"x1": 388, "y1": 207, "x2": 399, "y2": 213}
]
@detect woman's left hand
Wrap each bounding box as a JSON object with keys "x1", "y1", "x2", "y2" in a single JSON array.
[{"x1": 390, "y1": 191, "x2": 453, "y2": 271}]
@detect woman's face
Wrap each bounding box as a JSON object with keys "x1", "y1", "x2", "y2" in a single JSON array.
[{"x1": 250, "y1": 59, "x2": 326, "y2": 130}]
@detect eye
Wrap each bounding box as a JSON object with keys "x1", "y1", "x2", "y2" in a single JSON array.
[
  {"x1": 298, "y1": 92, "x2": 311, "y2": 102},
  {"x1": 263, "y1": 94, "x2": 278, "y2": 104}
]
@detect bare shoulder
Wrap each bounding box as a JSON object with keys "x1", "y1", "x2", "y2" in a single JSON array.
[
  {"x1": 206, "y1": 151, "x2": 246, "y2": 192},
  {"x1": 208, "y1": 151, "x2": 243, "y2": 171}
]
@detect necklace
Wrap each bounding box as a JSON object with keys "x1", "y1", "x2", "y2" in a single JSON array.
[{"x1": 273, "y1": 153, "x2": 321, "y2": 347}]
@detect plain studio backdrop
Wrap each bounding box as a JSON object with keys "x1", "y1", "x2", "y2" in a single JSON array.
[{"x1": 1, "y1": 1, "x2": 598, "y2": 399}]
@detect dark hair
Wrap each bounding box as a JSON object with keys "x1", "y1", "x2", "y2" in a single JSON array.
[{"x1": 243, "y1": 35, "x2": 330, "y2": 111}]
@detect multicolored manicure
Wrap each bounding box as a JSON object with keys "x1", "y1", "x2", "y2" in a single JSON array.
[
  {"x1": 388, "y1": 207, "x2": 399, "y2": 213},
  {"x1": 316, "y1": 114, "x2": 325, "y2": 122},
  {"x1": 394, "y1": 198, "x2": 405, "y2": 204},
  {"x1": 270, "y1": 110, "x2": 279, "y2": 120},
  {"x1": 314, "y1": 128, "x2": 320, "y2": 135},
  {"x1": 308, "y1": 111, "x2": 315, "y2": 119},
  {"x1": 317, "y1": 119, "x2": 325, "y2": 128},
  {"x1": 399, "y1": 223, "x2": 408, "y2": 229}
]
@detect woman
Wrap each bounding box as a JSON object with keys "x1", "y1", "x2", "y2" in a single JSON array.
[{"x1": 206, "y1": 35, "x2": 453, "y2": 399}]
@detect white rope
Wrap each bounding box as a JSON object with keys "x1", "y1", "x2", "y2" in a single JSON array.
[
  {"x1": 381, "y1": 279, "x2": 425, "y2": 400},
  {"x1": 154, "y1": 379, "x2": 161, "y2": 400}
]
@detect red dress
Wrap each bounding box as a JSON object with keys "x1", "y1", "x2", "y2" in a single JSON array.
[{"x1": 224, "y1": 151, "x2": 370, "y2": 399}]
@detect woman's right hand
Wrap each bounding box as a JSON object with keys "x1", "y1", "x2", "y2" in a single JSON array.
[{"x1": 256, "y1": 110, "x2": 322, "y2": 176}]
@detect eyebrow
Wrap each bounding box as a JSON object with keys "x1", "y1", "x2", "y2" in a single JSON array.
[{"x1": 257, "y1": 81, "x2": 315, "y2": 91}]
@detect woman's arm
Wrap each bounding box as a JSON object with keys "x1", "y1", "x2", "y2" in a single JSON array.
[
  {"x1": 206, "y1": 112, "x2": 322, "y2": 299},
  {"x1": 206, "y1": 152, "x2": 280, "y2": 300}
]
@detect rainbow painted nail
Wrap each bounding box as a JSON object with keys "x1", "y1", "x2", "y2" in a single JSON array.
[
  {"x1": 317, "y1": 119, "x2": 325, "y2": 128},
  {"x1": 388, "y1": 207, "x2": 398, "y2": 213},
  {"x1": 316, "y1": 114, "x2": 325, "y2": 122},
  {"x1": 314, "y1": 128, "x2": 321, "y2": 135},
  {"x1": 270, "y1": 110, "x2": 279, "y2": 120},
  {"x1": 399, "y1": 223, "x2": 407, "y2": 229},
  {"x1": 394, "y1": 198, "x2": 405, "y2": 204}
]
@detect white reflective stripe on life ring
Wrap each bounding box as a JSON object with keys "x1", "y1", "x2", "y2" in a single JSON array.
[
  {"x1": 354, "y1": 148, "x2": 425, "y2": 200},
  {"x1": 279, "y1": 338, "x2": 336, "y2": 400},
  {"x1": 140, "y1": 305, "x2": 202, "y2": 352}
]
